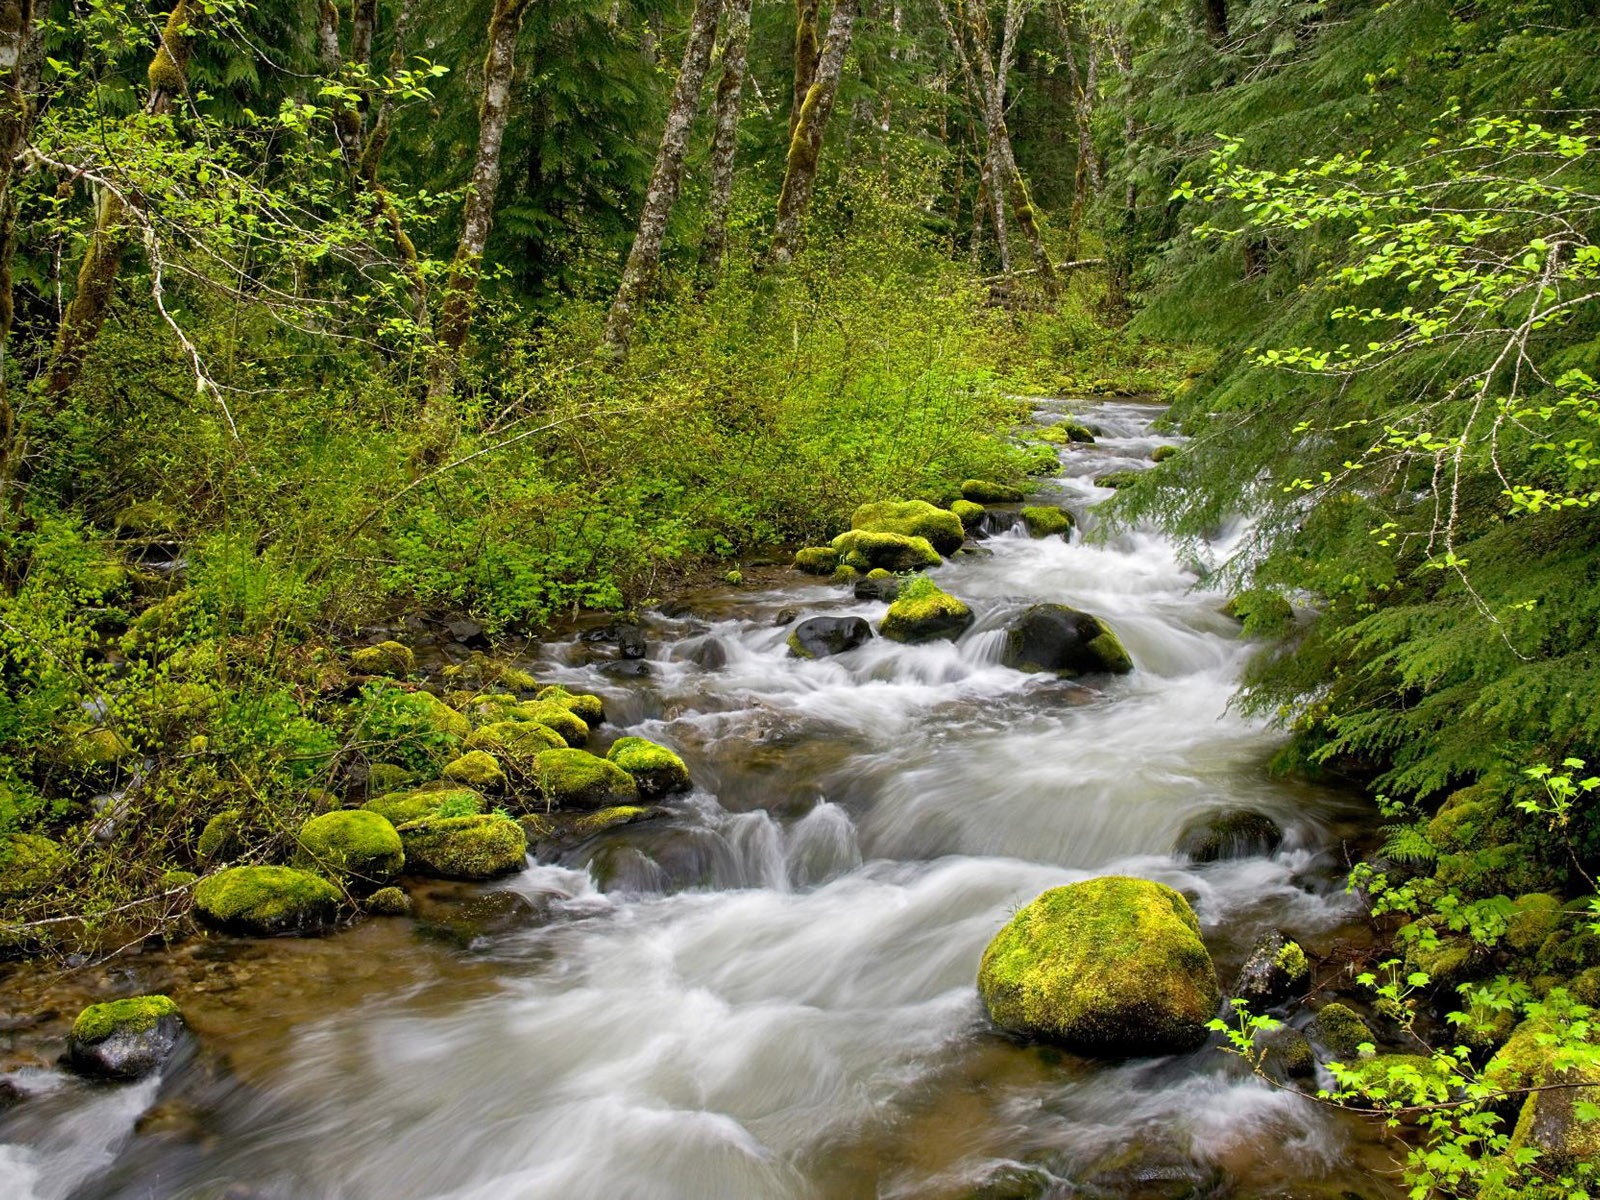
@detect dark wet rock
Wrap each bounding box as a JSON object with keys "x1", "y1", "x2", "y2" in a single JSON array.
[
  {"x1": 66, "y1": 995, "x2": 186, "y2": 1080},
  {"x1": 582, "y1": 621, "x2": 647, "y2": 659},
  {"x1": 445, "y1": 618, "x2": 489, "y2": 649},
  {"x1": 1232, "y1": 930, "x2": 1310, "y2": 1008},
  {"x1": 599, "y1": 659, "x2": 652, "y2": 679},
  {"x1": 414, "y1": 889, "x2": 547, "y2": 948},
  {"x1": 522, "y1": 805, "x2": 667, "y2": 855},
  {"x1": 772, "y1": 608, "x2": 800, "y2": 627},
  {"x1": 680, "y1": 636, "x2": 728, "y2": 670},
  {"x1": 787, "y1": 615, "x2": 873, "y2": 659},
  {"x1": 656, "y1": 600, "x2": 694, "y2": 618},
  {"x1": 0, "y1": 1079, "x2": 24, "y2": 1108},
  {"x1": 854, "y1": 571, "x2": 902, "y2": 602},
  {"x1": 1262, "y1": 1027, "x2": 1317, "y2": 1080},
  {"x1": 1001, "y1": 605, "x2": 1133, "y2": 677},
  {"x1": 1174, "y1": 808, "x2": 1284, "y2": 863}
]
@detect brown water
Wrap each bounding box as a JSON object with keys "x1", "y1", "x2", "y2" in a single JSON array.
[{"x1": 0, "y1": 401, "x2": 1405, "y2": 1200}]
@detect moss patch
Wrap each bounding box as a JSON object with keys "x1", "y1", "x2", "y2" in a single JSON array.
[
  {"x1": 396, "y1": 814, "x2": 526, "y2": 879},
  {"x1": 606, "y1": 736, "x2": 691, "y2": 798},
  {"x1": 193, "y1": 865, "x2": 342, "y2": 936},
  {"x1": 1312, "y1": 1002, "x2": 1374, "y2": 1058},
  {"x1": 510, "y1": 700, "x2": 589, "y2": 746},
  {"x1": 1020, "y1": 506, "x2": 1074, "y2": 539},
  {"x1": 0, "y1": 832, "x2": 65, "y2": 898},
  {"x1": 535, "y1": 685, "x2": 605, "y2": 726},
  {"x1": 362, "y1": 785, "x2": 484, "y2": 826},
  {"x1": 466, "y1": 720, "x2": 567, "y2": 776},
  {"x1": 71, "y1": 994, "x2": 180, "y2": 1044},
  {"x1": 880, "y1": 581, "x2": 974, "y2": 644},
  {"x1": 350, "y1": 640, "x2": 415, "y2": 677},
  {"x1": 442, "y1": 749, "x2": 506, "y2": 791},
  {"x1": 977, "y1": 875, "x2": 1220, "y2": 1054},
  {"x1": 535, "y1": 748, "x2": 639, "y2": 810},
  {"x1": 196, "y1": 810, "x2": 245, "y2": 866},
  {"x1": 962, "y1": 479, "x2": 1024, "y2": 503},
  {"x1": 296, "y1": 810, "x2": 403, "y2": 884},
  {"x1": 794, "y1": 546, "x2": 839, "y2": 575},
  {"x1": 829, "y1": 530, "x2": 942, "y2": 573},
  {"x1": 850, "y1": 499, "x2": 965, "y2": 556},
  {"x1": 950, "y1": 499, "x2": 985, "y2": 528}
]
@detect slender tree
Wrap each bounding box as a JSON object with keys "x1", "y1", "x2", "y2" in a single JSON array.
[
  {"x1": 770, "y1": 0, "x2": 861, "y2": 263},
  {"x1": 0, "y1": 0, "x2": 35, "y2": 499},
  {"x1": 790, "y1": 0, "x2": 821, "y2": 139},
  {"x1": 427, "y1": 0, "x2": 535, "y2": 412},
  {"x1": 1053, "y1": 0, "x2": 1099, "y2": 260},
  {"x1": 603, "y1": 0, "x2": 723, "y2": 357},
  {"x1": 700, "y1": 0, "x2": 754, "y2": 272}
]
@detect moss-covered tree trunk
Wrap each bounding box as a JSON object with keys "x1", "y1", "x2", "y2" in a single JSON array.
[
  {"x1": 357, "y1": 0, "x2": 426, "y2": 327},
  {"x1": 43, "y1": 0, "x2": 195, "y2": 405},
  {"x1": 1054, "y1": 0, "x2": 1099, "y2": 262},
  {"x1": 0, "y1": 0, "x2": 35, "y2": 506},
  {"x1": 790, "y1": 0, "x2": 821, "y2": 141},
  {"x1": 770, "y1": 0, "x2": 861, "y2": 263},
  {"x1": 603, "y1": 0, "x2": 722, "y2": 357},
  {"x1": 699, "y1": 0, "x2": 754, "y2": 272},
  {"x1": 425, "y1": 0, "x2": 534, "y2": 424}
]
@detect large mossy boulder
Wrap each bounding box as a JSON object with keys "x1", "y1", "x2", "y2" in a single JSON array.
[
  {"x1": 1020, "y1": 506, "x2": 1074, "y2": 539},
  {"x1": 362, "y1": 785, "x2": 484, "y2": 826},
  {"x1": 0, "y1": 832, "x2": 65, "y2": 898},
  {"x1": 879, "y1": 582, "x2": 974, "y2": 644},
  {"x1": 410, "y1": 690, "x2": 473, "y2": 741},
  {"x1": 535, "y1": 748, "x2": 640, "y2": 810},
  {"x1": 787, "y1": 615, "x2": 873, "y2": 659},
  {"x1": 1489, "y1": 1018, "x2": 1600, "y2": 1171},
  {"x1": 1001, "y1": 604, "x2": 1132, "y2": 677},
  {"x1": 830, "y1": 530, "x2": 942, "y2": 573},
  {"x1": 196, "y1": 810, "x2": 245, "y2": 866},
  {"x1": 607, "y1": 737, "x2": 691, "y2": 799},
  {"x1": 350, "y1": 640, "x2": 415, "y2": 677},
  {"x1": 67, "y1": 995, "x2": 186, "y2": 1080},
  {"x1": 535, "y1": 685, "x2": 605, "y2": 726},
  {"x1": 962, "y1": 479, "x2": 1024, "y2": 504},
  {"x1": 1174, "y1": 808, "x2": 1284, "y2": 863},
  {"x1": 397, "y1": 814, "x2": 526, "y2": 879},
  {"x1": 977, "y1": 876, "x2": 1220, "y2": 1055},
  {"x1": 950, "y1": 499, "x2": 985, "y2": 529},
  {"x1": 296, "y1": 810, "x2": 403, "y2": 885},
  {"x1": 850, "y1": 500, "x2": 965, "y2": 556},
  {"x1": 194, "y1": 865, "x2": 342, "y2": 936}
]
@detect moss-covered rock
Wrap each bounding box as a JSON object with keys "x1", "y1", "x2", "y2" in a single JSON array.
[
  {"x1": 439, "y1": 653, "x2": 538, "y2": 694},
  {"x1": 1262, "y1": 1028, "x2": 1317, "y2": 1080},
  {"x1": 510, "y1": 700, "x2": 589, "y2": 747},
  {"x1": 70, "y1": 725, "x2": 134, "y2": 769},
  {"x1": 1232, "y1": 931, "x2": 1310, "y2": 1008},
  {"x1": 350, "y1": 640, "x2": 415, "y2": 677},
  {"x1": 829, "y1": 530, "x2": 942, "y2": 573},
  {"x1": 794, "y1": 546, "x2": 840, "y2": 575},
  {"x1": 950, "y1": 498, "x2": 985, "y2": 528},
  {"x1": 160, "y1": 868, "x2": 198, "y2": 890},
  {"x1": 1151, "y1": 445, "x2": 1178, "y2": 463},
  {"x1": 410, "y1": 690, "x2": 472, "y2": 741},
  {"x1": 1093, "y1": 471, "x2": 1141, "y2": 489},
  {"x1": 1402, "y1": 922, "x2": 1483, "y2": 990},
  {"x1": 362, "y1": 785, "x2": 484, "y2": 826},
  {"x1": 396, "y1": 814, "x2": 526, "y2": 879},
  {"x1": 193, "y1": 865, "x2": 342, "y2": 936},
  {"x1": 466, "y1": 720, "x2": 567, "y2": 778},
  {"x1": 364, "y1": 886, "x2": 412, "y2": 916},
  {"x1": 1489, "y1": 1017, "x2": 1600, "y2": 1171},
  {"x1": 1426, "y1": 788, "x2": 1499, "y2": 853},
  {"x1": 535, "y1": 748, "x2": 639, "y2": 810},
  {"x1": 0, "y1": 832, "x2": 65, "y2": 898},
  {"x1": 365, "y1": 763, "x2": 411, "y2": 795},
  {"x1": 1219, "y1": 590, "x2": 1295, "y2": 636},
  {"x1": 880, "y1": 582, "x2": 974, "y2": 644},
  {"x1": 535, "y1": 685, "x2": 605, "y2": 726},
  {"x1": 977, "y1": 876, "x2": 1220, "y2": 1055},
  {"x1": 296, "y1": 810, "x2": 403, "y2": 885},
  {"x1": 850, "y1": 500, "x2": 965, "y2": 556},
  {"x1": 196, "y1": 810, "x2": 245, "y2": 866},
  {"x1": 1311, "y1": 1002, "x2": 1374, "y2": 1058},
  {"x1": 1174, "y1": 808, "x2": 1283, "y2": 862},
  {"x1": 442, "y1": 750, "x2": 506, "y2": 791},
  {"x1": 1339, "y1": 1054, "x2": 1456, "y2": 1109},
  {"x1": 1020, "y1": 505, "x2": 1074, "y2": 539},
  {"x1": 1505, "y1": 893, "x2": 1566, "y2": 954},
  {"x1": 832, "y1": 564, "x2": 860, "y2": 585},
  {"x1": 607, "y1": 737, "x2": 691, "y2": 798},
  {"x1": 67, "y1": 995, "x2": 186, "y2": 1080},
  {"x1": 787, "y1": 615, "x2": 873, "y2": 659},
  {"x1": 962, "y1": 479, "x2": 1024, "y2": 504},
  {"x1": 1001, "y1": 604, "x2": 1132, "y2": 677}
]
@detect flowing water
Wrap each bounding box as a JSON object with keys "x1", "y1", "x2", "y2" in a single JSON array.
[{"x1": 0, "y1": 400, "x2": 1401, "y2": 1200}]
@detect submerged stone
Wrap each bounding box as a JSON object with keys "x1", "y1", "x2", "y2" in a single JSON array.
[
  {"x1": 67, "y1": 995, "x2": 185, "y2": 1080},
  {"x1": 1174, "y1": 808, "x2": 1283, "y2": 862},
  {"x1": 787, "y1": 615, "x2": 873, "y2": 659},
  {"x1": 977, "y1": 875, "x2": 1220, "y2": 1055}
]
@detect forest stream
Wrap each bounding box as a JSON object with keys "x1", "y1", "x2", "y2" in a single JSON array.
[{"x1": 1, "y1": 400, "x2": 1402, "y2": 1200}]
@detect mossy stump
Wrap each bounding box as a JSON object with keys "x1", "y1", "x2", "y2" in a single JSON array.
[{"x1": 977, "y1": 875, "x2": 1220, "y2": 1056}]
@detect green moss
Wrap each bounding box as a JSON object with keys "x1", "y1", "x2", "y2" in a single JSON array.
[
  {"x1": 535, "y1": 748, "x2": 639, "y2": 810},
  {"x1": 510, "y1": 700, "x2": 589, "y2": 746},
  {"x1": 442, "y1": 750, "x2": 506, "y2": 790},
  {"x1": 1506, "y1": 893, "x2": 1566, "y2": 954},
  {"x1": 193, "y1": 865, "x2": 342, "y2": 935},
  {"x1": 1264, "y1": 1028, "x2": 1316, "y2": 1079},
  {"x1": 350, "y1": 640, "x2": 415, "y2": 677},
  {"x1": 296, "y1": 810, "x2": 404, "y2": 883},
  {"x1": 1426, "y1": 789, "x2": 1498, "y2": 853},
  {"x1": 366, "y1": 763, "x2": 412, "y2": 795},
  {"x1": 466, "y1": 719, "x2": 567, "y2": 775},
  {"x1": 535, "y1": 685, "x2": 605, "y2": 726},
  {"x1": 1020, "y1": 506, "x2": 1074, "y2": 539},
  {"x1": 1151, "y1": 445, "x2": 1178, "y2": 463},
  {"x1": 976, "y1": 876, "x2": 1220, "y2": 1054},
  {"x1": 1093, "y1": 471, "x2": 1140, "y2": 489},
  {"x1": 794, "y1": 546, "x2": 839, "y2": 575},
  {"x1": 962, "y1": 479, "x2": 1024, "y2": 503},
  {"x1": 196, "y1": 810, "x2": 244, "y2": 866},
  {"x1": 850, "y1": 500, "x2": 966, "y2": 556},
  {"x1": 607, "y1": 736, "x2": 691, "y2": 798},
  {"x1": 1275, "y1": 939, "x2": 1309, "y2": 981},
  {"x1": 440, "y1": 655, "x2": 539, "y2": 694},
  {"x1": 0, "y1": 833, "x2": 65, "y2": 898},
  {"x1": 1312, "y1": 1002, "x2": 1374, "y2": 1057},
  {"x1": 161, "y1": 868, "x2": 199, "y2": 889},
  {"x1": 364, "y1": 886, "x2": 412, "y2": 916},
  {"x1": 71, "y1": 726, "x2": 134, "y2": 768},
  {"x1": 831, "y1": 564, "x2": 860, "y2": 585},
  {"x1": 880, "y1": 581, "x2": 974, "y2": 644},
  {"x1": 829, "y1": 530, "x2": 941, "y2": 573},
  {"x1": 71, "y1": 995, "x2": 181, "y2": 1045},
  {"x1": 396, "y1": 814, "x2": 526, "y2": 879},
  {"x1": 1219, "y1": 590, "x2": 1295, "y2": 636},
  {"x1": 950, "y1": 499, "x2": 985, "y2": 528},
  {"x1": 411, "y1": 690, "x2": 472, "y2": 740},
  {"x1": 362, "y1": 785, "x2": 484, "y2": 826},
  {"x1": 571, "y1": 806, "x2": 652, "y2": 838}
]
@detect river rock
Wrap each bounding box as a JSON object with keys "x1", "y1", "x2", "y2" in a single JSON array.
[
  {"x1": 879, "y1": 584, "x2": 974, "y2": 644},
  {"x1": 830, "y1": 530, "x2": 942, "y2": 573},
  {"x1": 1001, "y1": 604, "x2": 1132, "y2": 676},
  {"x1": 350, "y1": 639, "x2": 415, "y2": 677},
  {"x1": 397, "y1": 814, "x2": 527, "y2": 879},
  {"x1": 977, "y1": 875, "x2": 1221, "y2": 1055},
  {"x1": 962, "y1": 479, "x2": 1024, "y2": 503},
  {"x1": 362, "y1": 784, "x2": 484, "y2": 826},
  {"x1": 535, "y1": 685, "x2": 605, "y2": 726},
  {"x1": 535, "y1": 748, "x2": 640, "y2": 809},
  {"x1": 295, "y1": 809, "x2": 404, "y2": 887},
  {"x1": 854, "y1": 570, "x2": 901, "y2": 602},
  {"x1": 1020, "y1": 505, "x2": 1074, "y2": 539},
  {"x1": 606, "y1": 737, "x2": 691, "y2": 798},
  {"x1": 445, "y1": 619, "x2": 489, "y2": 649},
  {"x1": 850, "y1": 499, "x2": 965, "y2": 556},
  {"x1": 787, "y1": 615, "x2": 873, "y2": 659},
  {"x1": 1311, "y1": 1001, "x2": 1373, "y2": 1057},
  {"x1": 1489, "y1": 1017, "x2": 1600, "y2": 1170},
  {"x1": 193, "y1": 865, "x2": 342, "y2": 936},
  {"x1": 599, "y1": 659, "x2": 652, "y2": 679},
  {"x1": 66, "y1": 995, "x2": 186, "y2": 1080},
  {"x1": 1174, "y1": 808, "x2": 1283, "y2": 862},
  {"x1": 1232, "y1": 930, "x2": 1310, "y2": 1008}
]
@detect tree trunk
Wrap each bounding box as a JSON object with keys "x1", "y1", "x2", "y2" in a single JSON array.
[
  {"x1": 790, "y1": 0, "x2": 820, "y2": 141},
  {"x1": 1102, "y1": 26, "x2": 1136, "y2": 311},
  {"x1": 602, "y1": 0, "x2": 721, "y2": 356},
  {"x1": 1054, "y1": 0, "x2": 1098, "y2": 261},
  {"x1": 351, "y1": 0, "x2": 377, "y2": 68},
  {"x1": 699, "y1": 0, "x2": 754, "y2": 272},
  {"x1": 45, "y1": 0, "x2": 195, "y2": 403},
  {"x1": 428, "y1": 0, "x2": 534, "y2": 410},
  {"x1": 0, "y1": 0, "x2": 35, "y2": 502},
  {"x1": 1203, "y1": 0, "x2": 1228, "y2": 43},
  {"x1": 770, "y1": 0, "x2": 860, "y2": 263},
  {"x1": 357, "y1": 0, "x2": 426, "y2": 327}
]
